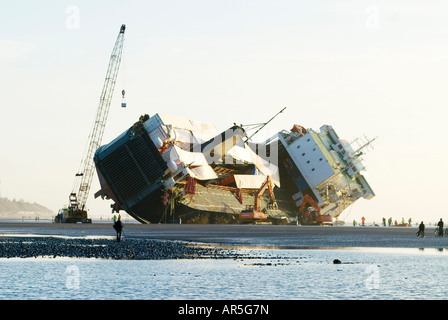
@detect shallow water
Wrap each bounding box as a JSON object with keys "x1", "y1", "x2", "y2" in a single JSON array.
[{"x1": 0, "y1": 247, "x2": 447, "y2": 300}]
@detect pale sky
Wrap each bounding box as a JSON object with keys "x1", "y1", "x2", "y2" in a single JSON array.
[{"x1": 1, "y1": 0, "x2": 447, "y2": 225}]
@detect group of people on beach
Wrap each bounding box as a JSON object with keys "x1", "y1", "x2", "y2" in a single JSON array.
[
  {"x1": 381, "y1": 217, "x2": 413, "y2": 227},
  {"x1": 416, "y1": 218, "x2": 445, "y2": 238},
  {"x1": 353, "y1": 216, "x2": 413, "y2": 227},
  {"x1": 109, "y1": 213, "x2": 444, "y2": 241},
  {"x1": 352, "y1": 217, "x2": 446, "y2": 237},
  {"x1": 352, "y1": 217, "x2": 367, "y2": 226}
]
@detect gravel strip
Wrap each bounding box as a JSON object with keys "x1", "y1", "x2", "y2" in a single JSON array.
[{"x1": 0, "y1": 237, "x2": 249, "y2": 260}]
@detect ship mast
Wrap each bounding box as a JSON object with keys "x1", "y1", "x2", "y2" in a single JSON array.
[{"x1": 243, "y1": 107, "x2": 286, "y2": 142}]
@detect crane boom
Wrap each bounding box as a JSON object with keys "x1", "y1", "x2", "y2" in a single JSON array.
[{"x1": 56, "y1": 24, "x2": 126, "y2": 223}]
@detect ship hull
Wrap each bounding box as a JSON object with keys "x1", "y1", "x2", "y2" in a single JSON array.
[{"x1": 118, "y1": 182, "x2": 296, "y2": 224}]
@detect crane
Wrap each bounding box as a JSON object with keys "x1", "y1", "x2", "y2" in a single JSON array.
[
  {"x1": 297, "y1": 194, "x2": 332, "y2": 225},
  {"x1": 239, "y1": 176, "x2": 278, "y2": 222},
  {"x1": 55, "y1": 24, "x2": 126, "y2": 223}
]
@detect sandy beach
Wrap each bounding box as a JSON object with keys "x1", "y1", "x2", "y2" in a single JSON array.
[{"x1": 0, "y1": 221, "x2": 446, "y2": 249}]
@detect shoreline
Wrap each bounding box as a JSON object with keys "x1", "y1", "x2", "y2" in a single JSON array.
[
  {"x1": 0, "y1": 222, "x2": 446, "y2": 259},
  {"x1": 1, "y1": 222, "x2": 446, "y2": 245},
  {"x1": 2, "y1": 235, "x2": 446, "y2": 261}
]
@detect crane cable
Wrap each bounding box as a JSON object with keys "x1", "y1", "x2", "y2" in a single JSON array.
[
  {"x1": 121, "y1": 36, "x2": 126, "y2": 106},
  {"x1": 341, "y1": 202, "x2": 355, "y2": 222}
]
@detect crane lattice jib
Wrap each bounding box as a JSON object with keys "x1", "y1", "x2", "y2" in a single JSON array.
[{"x1": 71, "y1": 24, "x2": 126, "y2": 211}]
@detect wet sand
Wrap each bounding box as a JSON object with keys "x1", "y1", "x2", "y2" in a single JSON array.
[{"x1": 0, "y1": 222, "x2": 446, "y2": 249}]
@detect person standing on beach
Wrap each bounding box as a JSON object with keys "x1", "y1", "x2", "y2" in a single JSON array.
[
  {"x1": 437, "y1": 218, "x2": 444, "y2": 237},
  {"x1": 382, "y1": 217, "x2": 386, "y2": 227},
  {"x1": 388, "y1": 217, "x2": 392, "y2": 227},
  {"x1": 361, "y1": 216, "x2": 365, "y2": 226},
  {"x1": 113, "y1": 217, "x2": 124, "y2": 242},
  {"x1": 417, "y1": 221, "x2": 425, "y2": 237}
]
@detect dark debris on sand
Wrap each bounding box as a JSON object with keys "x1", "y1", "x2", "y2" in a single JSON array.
[{"x1": 0, "y1": 237, "x2": 246, "y2": 260}]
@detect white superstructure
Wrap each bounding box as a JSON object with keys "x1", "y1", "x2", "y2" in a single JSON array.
[{"x1": 278, "y1": 124, "x2": 375, "y2": 218}]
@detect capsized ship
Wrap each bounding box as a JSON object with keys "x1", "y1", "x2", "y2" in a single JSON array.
[{"x1": 93, "y1": 113, "x2": 375, "y2": 224}]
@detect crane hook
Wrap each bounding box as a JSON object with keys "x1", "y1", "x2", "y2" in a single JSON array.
[{"x1": 121, "y1": 90, "x2": 126, "y2": 108}]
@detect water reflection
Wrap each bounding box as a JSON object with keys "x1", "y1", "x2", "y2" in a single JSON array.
[
  {"x1": 194, "y1": 242, "x2": 448, "y2": 255},
  {"x1": 1, "y1": 247, "x2": 448, "y2": 299}
]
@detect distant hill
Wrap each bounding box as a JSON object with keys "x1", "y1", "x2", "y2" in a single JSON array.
[{"x1": 0, "y1": 197, "x2": 54, "y2": 219}]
